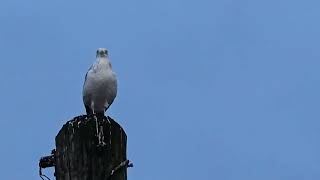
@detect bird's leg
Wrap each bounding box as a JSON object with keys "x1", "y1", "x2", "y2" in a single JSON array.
[{"x1": 91, "y1": 102, "x2": 99, "y2": 139}]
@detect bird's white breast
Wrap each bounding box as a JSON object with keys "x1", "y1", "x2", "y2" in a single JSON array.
[{"x1": 83, "y1": 58, "x2": 117, "y2": 113}]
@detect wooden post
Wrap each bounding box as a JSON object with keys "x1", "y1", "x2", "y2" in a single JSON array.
[{"x1": 54, "y1": 115, "x2": 130, "y2": 180}]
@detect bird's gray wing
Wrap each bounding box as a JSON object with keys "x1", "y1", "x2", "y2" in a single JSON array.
[
  {"x1": 83, "y1": 64, "x2": 94, "y2": 85},
  {"x1": 82, "y1": 65, "x2": 94, "y2": 107},
  {"x1": 104, "y1": 73, "x2": 117, "y2": 110}
]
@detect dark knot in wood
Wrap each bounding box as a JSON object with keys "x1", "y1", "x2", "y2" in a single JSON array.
[{"x1": 39, "y1": 149, "x2": 56, "y2": 169}]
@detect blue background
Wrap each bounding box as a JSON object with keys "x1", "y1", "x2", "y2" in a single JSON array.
[{"x1": 0, "y1": 0, "x2": 319, "y2": 179}]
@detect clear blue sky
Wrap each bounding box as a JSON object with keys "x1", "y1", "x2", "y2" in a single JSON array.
[{"x1": 0, "y1": 0, "x2": 319, "y2": 179}]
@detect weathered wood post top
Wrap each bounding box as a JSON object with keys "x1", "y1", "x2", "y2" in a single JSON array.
[{"x1": 39, "y1": 115, "x2": 132, "y2": 180}]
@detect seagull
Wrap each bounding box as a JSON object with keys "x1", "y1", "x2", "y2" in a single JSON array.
[{"x1": 82, "y1": 48, "x2": 117, "y2": 118}]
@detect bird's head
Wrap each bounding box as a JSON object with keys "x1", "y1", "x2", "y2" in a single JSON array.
[{"x1": 96, "y1": 48, "x2": 108, "y2": 58}]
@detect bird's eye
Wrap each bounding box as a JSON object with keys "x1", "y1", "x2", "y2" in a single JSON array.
[
  {"x1": 104, "y1": 50, "x2": 108, "y2": 54},
  {"x1": 96, "y1": 50, "x2": 99, "y2": 54}
]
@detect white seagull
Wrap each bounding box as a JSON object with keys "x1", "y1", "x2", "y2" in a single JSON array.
[{"x1": 82, "y1": 48, "x2": 117, "y2": 118}]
